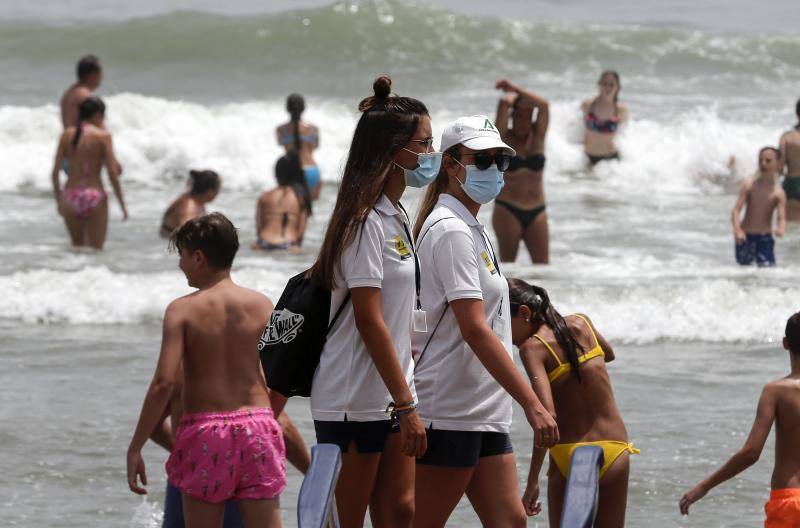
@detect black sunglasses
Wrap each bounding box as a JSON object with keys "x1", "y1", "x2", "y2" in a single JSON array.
[{"x1": 463, "y1": 152, "x2": 512, "y2": 172}]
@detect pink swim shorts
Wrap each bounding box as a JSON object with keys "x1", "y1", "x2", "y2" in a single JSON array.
[{"x1": 166, "y1": 407, "x2": 286, "y2": 503}]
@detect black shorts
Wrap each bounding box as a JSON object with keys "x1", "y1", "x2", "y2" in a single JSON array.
[
  {"x1": 416, "y1": 427, "x2": 513, "y2": 468},
  {"x1": 314, "y1": 418, "x2": 398, "y2": 454}
]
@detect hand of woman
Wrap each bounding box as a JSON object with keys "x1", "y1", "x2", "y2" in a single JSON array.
[
  {"x1": 126, "y1": 449, "x2": 148, "y2": 495},
  {"x1": 522, "y1": 482, "x2": 542, "y2": 516},
  {"x1": 398, "y1": 410, "x2": 428, "y2": 458},
  {"x1": 679, "y1": 483, "x2": 708, "y2": 515},
  {"x1": 495, "y1": 78, "x2": 518, "y2": 93},
  {"x1": 525, "y1": 404, "x2": 559, "y2": 448}
]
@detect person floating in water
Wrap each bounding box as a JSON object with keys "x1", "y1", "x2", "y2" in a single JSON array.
[
  {"x1": 276, "y1": 94, "x2": 322, "y2": 200},
  {"x1": 60, "y1": 55, "x2": 102, "y2": 129},
  {"x1": 507, "y1": 278, "x2": 637, "y2": 528},
  {"x1": 779, "y1": 97, "x2": 800, "y2": 222},
  {"x1": 731, "y1": 147, "x2": 786, "y2": 267},
  {"x1": 582, "y1": 71, "x2": 628, "y2": 166},
  {"x1": 127, "y1": 213, "x2": 285, "y2": 528},
  {"x1": 493, "y1": 79, "x2": 551, "y2": 264},
  {"x1": 160, "y1": 170, "x2": 221, "y2": 238},
  {"x1": 252, "y1": 154, "x2": 311, "y2": 252},
  {"x1": 680, "y1": 312, "x2": 800, "y2": 527},
  {"x1": 51, "y1": 96, "x2": 127, "y2": 249}
]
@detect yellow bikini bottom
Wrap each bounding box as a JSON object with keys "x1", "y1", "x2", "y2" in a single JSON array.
[{"x1": 549, "y1": 440, "x2": 640, "y2": 479}]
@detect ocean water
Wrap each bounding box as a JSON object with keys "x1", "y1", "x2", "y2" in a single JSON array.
[{"x1": 1, "y1": 0, "x2": 799, "y2": 526}]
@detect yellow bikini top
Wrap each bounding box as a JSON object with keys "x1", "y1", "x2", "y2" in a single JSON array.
[{"x1": 533, "y1": 314, "x2": 605, "y2": 383}]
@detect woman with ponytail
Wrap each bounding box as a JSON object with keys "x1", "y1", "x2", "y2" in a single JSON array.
[
  {"x1": 277, "y1": 93, "x2": 322, "y2": 200},
  {"x1": 253, "y1": 153, "x2": 311, "y2": 251},
  {"x1": 159, "y1": 169, "x2": 221, "y2": 238},
  {"x1": 51, "y1": 96, "x2": 127, "y2": 249},
  {"x1": 507, "y1": 277, "x2": 637, "y2": 527},
  {"x1": 308, "y1": 76, "x2": 438, "y2": 528},
  {"x1": 582, "y1": 70, "x2": 628, "y2": 166},
  {"x1": 411, "y1": 116, "x2": 557, "y2": 528}
]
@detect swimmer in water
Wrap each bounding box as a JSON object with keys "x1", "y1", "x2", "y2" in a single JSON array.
[
  {"x1": 160, "y1": 170, "x2": 221, "y2": 238},
  {"x1": 51, "y1": 96, "x2": 127, "y2": 249},
  {"x1": 276, "y1": 94, "x2": 322, "y2": 200},
  {"x1": 680, "y1": 312, "x2": 800, "y2": 528},
  {"x1": 507, "y1": 278, "x2": 637, "y2": 528},
  {"x1": 731, "y1": 147, "x2": 786, "y2": 267},
  {"x1": 778, "y1": 98, "x2": 800, "y2": 221},
  {"x1": 252, "y1": 153, "x2": 311, "y2": 252},
  {"x1": 60, "y1": 55, "x2": 102, "y2": 129},
  {"x1": 581, "y1": 71, "x2": 628, "y2": 166},
  {"x1": 493, "y1": 79, "x2": 550, "y2": 264},
  {"x1": 127, "y1": 213, "x2": 285, "y2": 527}
]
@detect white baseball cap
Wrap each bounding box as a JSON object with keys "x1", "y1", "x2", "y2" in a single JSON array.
[{"x1": 440, "y1": 115, "x2": 516, "y2": 156}]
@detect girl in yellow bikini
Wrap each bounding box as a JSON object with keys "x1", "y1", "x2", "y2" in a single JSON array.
[{"x1": 508, "y1": 278, "x2": 638, "y2": 527}]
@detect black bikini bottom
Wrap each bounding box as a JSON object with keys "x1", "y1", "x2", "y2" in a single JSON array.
[
  {"x1": 494, "y1": 200, "x2": 546, "y2": 230},
  {"x1": 587, "y1": 152, "x2": 620, "y2": 166}
]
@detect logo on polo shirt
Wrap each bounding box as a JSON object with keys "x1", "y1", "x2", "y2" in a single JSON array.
[
  {"x1": 260, "y1": 308, "x2": 305, "y2": 348},
  {"x1": 481, "y1": 251, "x2": 497, "y2": 274},
  {"x1": 391, "y1": 235, "x2": 412, "y2": 260}
]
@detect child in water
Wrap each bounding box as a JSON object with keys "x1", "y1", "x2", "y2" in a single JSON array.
[
  {"x1": 731, "y1": 147, "x2": 786, "y2": 266},
  {"x1": 127, "y1": 213, "x2": 285, "y2": 528},
  {"x1": 680, "y1": 312, "x2": 800, "y2": 527}
]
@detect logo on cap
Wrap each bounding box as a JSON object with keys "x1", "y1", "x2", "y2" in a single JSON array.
[{"x1": 483, "y1": 118, "x2": 496, "y2": 131}]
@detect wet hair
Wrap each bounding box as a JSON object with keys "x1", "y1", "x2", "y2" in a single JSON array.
[
  {"x1": 170, "y1": 212, "x2": 239, "y2": 269},
  {"x1": 795, "y1": 97, "x2": 800, "y2": 125},
  {"x1": 76, "y1": 55, "x2": 101, "y2": 81},
  {"x1": 787, "y1": 312, "x2": 800, "y2": 354},
  {"x1": 275, "y1": 153, "x2": 312, "y2": 215},
  {"x1": 287, "y1": 93, "x2": 306, "y2": 155},
  {"x1": 310, "y1": 75, "x2": 428, "y2": 289},
  {"x1": 71, "y1": 96, "x2": 106, "y2": 149},
  {"x1": 599, "y1": 70, "x2": 621, "y2": 103},
  {"x1": 507, "y1": 278, "x2": 585, "y2": 382},
  {"x1": 759, "y1": 146, "x2": 781, "y2": 160},
  {"x1": 413, "y1": 143, "x2": 461, "y2": 237},
  {"x1": 188, "y1": 169, "x2": 220, "y2": 195}
]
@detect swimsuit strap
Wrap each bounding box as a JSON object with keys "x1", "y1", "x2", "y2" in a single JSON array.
[
  {"x1": 532, "y1": 334, "x2": 562, "y2": 366},
  {"x1": 573, "y1": 314, "x2": 600, "y2": 349}
]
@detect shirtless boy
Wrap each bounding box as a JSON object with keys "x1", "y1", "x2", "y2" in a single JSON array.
[
  {"x1": 60, "y1": 55, "x2": 102, "y2": 129},
  {"x1": 680, "y1": 312, "x2": 800, "y2": 527},
  {"x1": 731, "y1": 147, "x2": 786, "y2": 267},
  {"x1": 127, "y1": 213, "x2": 285, "y2": 528},
  {"x1": 779, "y1": 98, "x2": 800, "y2": 221}
]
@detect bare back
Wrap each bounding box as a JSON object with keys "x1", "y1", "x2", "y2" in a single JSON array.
[
  {"x1": 177, "y1": 281, "x2": 273, "y2": 413},
  {"x1": 771, "y1": 377, "x2": 800, "y2": 489},
  {"x1": 522, "y1": 315, "x2": 627, "y2": 442},
  {"x1": 276, "y1": 121, "x2": 318, "y2": 167},
  {"x1": 60, "y1": 124, "x2": 111, "y2": 190},
  {"x1": 160, "y1": 195, "x2": 205, "y2": 237},
  {"x1": 256, "y1": 187, "x2": 307, "y2": 245},
  {"x1": 780, "y1": 129, "x2": 800, "y2": 178},
  {"x1": 60, "y1": 84, "x2": 92, "y2": 128},
  {"x1": 741, "y1": 177, "x2": 782, "y2": 234}
]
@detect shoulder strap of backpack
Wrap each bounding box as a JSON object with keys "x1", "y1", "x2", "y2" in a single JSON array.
[
  {"x1": 415, "y1": 302, "x2": 448, "y2": 372},
  {"x1": 327, "y1": 291, "x2": 351, "y2": 334}
]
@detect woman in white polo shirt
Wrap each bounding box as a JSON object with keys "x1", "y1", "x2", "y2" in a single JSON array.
[
  {"x1": 411, "y1": 115, "x2": 559, "y2": 527},
  {"x1": 308, "y1": 76, "x2": 439, "y2": 528}
]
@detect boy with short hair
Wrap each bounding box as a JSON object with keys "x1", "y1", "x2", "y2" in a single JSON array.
[
  {"x1": 680, "y1": 312, "x2": 800, "y2": 526},
  {"x1": 731, "y1": 147, "x2": 787, "y2": 267},
  {"x1": 127, "y1": 212, "x2": 285, "y2": 528}
]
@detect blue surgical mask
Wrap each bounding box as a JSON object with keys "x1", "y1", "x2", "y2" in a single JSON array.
[
  {"x1": 395, "y1": 148, "x2": 442, "y2": 188},
  {"x1": 454, "y1": 160, "x2": 505, "y2": 204}
]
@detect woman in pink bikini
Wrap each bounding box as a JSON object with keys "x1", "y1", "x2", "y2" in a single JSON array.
[
  {"x1": 51, "y1": 96, "x2": 127, "y2": 249},
  {"x1": 581, "y1": 71, "x2": 628, "y2": 166}
]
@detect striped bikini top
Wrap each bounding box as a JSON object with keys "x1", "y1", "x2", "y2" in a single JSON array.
[{"x1": 533, "y1": 314, "x2": 605, "y2": 383}]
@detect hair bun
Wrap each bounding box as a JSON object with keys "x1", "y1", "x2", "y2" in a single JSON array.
[
  {"x1": 373, "y1": 75, "x2": 392, "y2": 98},
  {"x1": 358, "y1": 75, "x2": 393, "y2": 112}
]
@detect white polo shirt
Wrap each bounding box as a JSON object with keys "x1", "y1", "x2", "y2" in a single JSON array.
[
  {"x1": 310, "y1": 193, "x2": 417, "y2": 422},
  {"x1": 411, "y1": 193, "x2": 513, "y2": 433}
]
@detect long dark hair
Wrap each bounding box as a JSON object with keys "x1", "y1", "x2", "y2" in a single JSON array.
[
  {"x1": 795, "y1": 97, "x2": 800, "y2": 128},
  {"x1": 507, "y1": 278, "x2": 585, "y2": 382},
  {"x1": 72, "y1": 96, "x2": 105, "y2": 149},
  {"x1": 287, "y1": 93, "x2": 305, "y2": 155},
  {"x1": 413, "y1": 143, "x2": 460, "y2": 238},
  {"x1": 310, "y1": 75, "x2": 428, "y2": 289},
  {"x1": 275, "y1": 152, "x2": 312, "y2": 215},
  {"x1": 599, "y1": 70, "x2": 621, "y2": 104}
]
